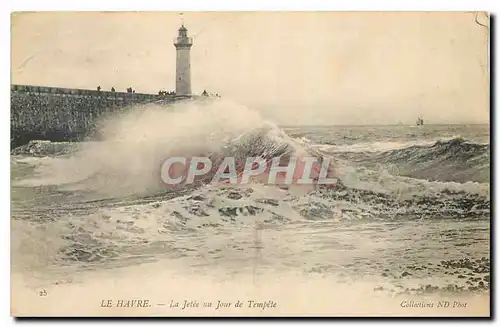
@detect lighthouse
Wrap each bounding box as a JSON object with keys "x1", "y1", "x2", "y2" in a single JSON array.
[{"x1": 174, "y1": 25, "x2": 193, "y2": 96}]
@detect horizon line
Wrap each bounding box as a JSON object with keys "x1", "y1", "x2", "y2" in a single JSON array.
[{"x1": 278, "y1": 123, "x2": 490, "y2": 127}]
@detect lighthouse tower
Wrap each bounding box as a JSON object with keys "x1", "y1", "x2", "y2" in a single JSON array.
[{"x1": 173, "y1": 25, "x2": 193, "y2": 96}]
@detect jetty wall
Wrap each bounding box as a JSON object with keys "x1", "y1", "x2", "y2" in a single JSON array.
[{"x1": 10, "y1": 84, "x2": 176, "y2": 148}]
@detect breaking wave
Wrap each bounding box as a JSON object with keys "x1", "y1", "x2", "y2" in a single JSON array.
[
  {"x1": 11, "y1": 100, "x2": 490, "y2": 269},
  {"x1": 11, "y1": 176, "x2": 490, "y2": 270},
  {"x1": 331, "y1": 137, "x2": 490, "y2": 183},
  {"x1": 12, "y1": 98, "x2": 327, "y2": 199}
]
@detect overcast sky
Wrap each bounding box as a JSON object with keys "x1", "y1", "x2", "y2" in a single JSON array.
[{"x1": 11, "y1": 12, "x2": 489, "y2": 125}]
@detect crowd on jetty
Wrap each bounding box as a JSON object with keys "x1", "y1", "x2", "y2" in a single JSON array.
[
  {"x1": 201, "y1": 90, "x2": 221, "y2": 98},
  {"x1": 158, "y1": 90, "x2": 176, "y2": 96},
  {"x1": 96, "y1": 86, "x2": 178, "y2": 97}
]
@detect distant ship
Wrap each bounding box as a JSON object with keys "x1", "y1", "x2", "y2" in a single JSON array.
[{"x1": 416, "y1": 116, "x2": 424, "y2": 126}]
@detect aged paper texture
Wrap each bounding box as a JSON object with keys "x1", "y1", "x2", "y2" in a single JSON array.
[{"x1": 10, "y1": 11, "x2": 490, "y2": 317}]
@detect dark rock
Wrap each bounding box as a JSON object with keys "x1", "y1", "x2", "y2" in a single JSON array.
[{"x1": 227, "y1": 192, "x2": 242, "y2": 200}]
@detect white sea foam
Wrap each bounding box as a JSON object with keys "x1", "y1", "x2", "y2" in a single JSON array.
[
  {"x1": 12, "y1": 99, "x2": 304, "y2": 198},
  {"x1": 313, "y1": 139, "x2": 448, "y2": 153}
]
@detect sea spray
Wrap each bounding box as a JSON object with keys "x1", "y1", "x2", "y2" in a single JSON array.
[
  {"x1": 11, "y1": 122, "x2": 490, "y2": 299},
  {"x1": 13, "y1": 98, "x2": 335, "y2": 198}
]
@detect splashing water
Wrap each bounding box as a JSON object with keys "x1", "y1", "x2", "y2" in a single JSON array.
[
  {"x1": 15, "y1": 98, "x2": 328, "y2": 198},
  {"x1": 11, "y1": 99, "x2": 490, "y2": 314}
]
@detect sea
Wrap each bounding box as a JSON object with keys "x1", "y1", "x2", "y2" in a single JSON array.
[{"x1": 10, "y1": 99, "x2": 491, "y2": 316}]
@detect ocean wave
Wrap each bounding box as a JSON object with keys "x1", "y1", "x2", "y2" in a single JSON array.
[
  {"x1": 10, "y1": 100, "x2": 490, "y2": 269},
  {"x1": 12, "y1": 159, "x2": 490, "y2": 269},
  {"x1": 11, "y1": 140, "x2": 81, "y2": 157},
  {"x1": 332, "y1": 138, "x2": 490, "y2": 184},
  {"x1": 313, "y1": 139, "x2": 443, "y2": 153},
  {"x1": 15, "y1": 174, "x2": 486, "y2": 268},
  {"x1": 11, "y1": 99, "x2": 329, "y2": 198}
]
